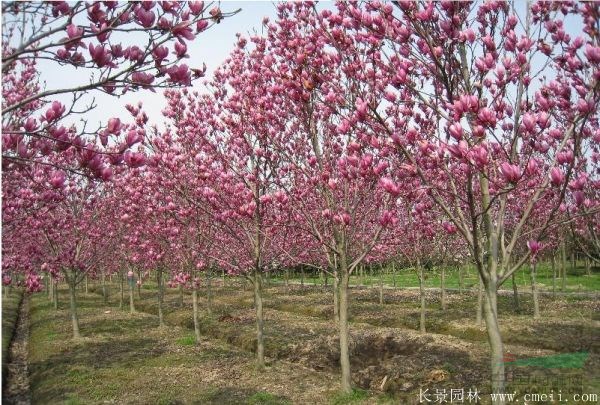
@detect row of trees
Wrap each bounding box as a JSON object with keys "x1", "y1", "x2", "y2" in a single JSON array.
[{"x1": 3, "y1": 1, "x2": 599, "y2": 401}]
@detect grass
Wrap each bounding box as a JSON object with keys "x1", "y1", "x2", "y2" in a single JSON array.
[
  {"x1": 176, "y1": 334, "x2": 196, "y2": 346},
  {"x1": 25, "y1": 279, "x2": 599, "y2": 403},
  {"x1": 26, "y1": 290, "x2": 337, "y2": 404},
  {"x1": 2, "y1": 288, "x2": 23, "y2": 384},
  {"x1": 273, "y1": 261, "x2": 600, "y2": 292},
  {"x1": 330, "y1": 388, "x2": 369, "y2": 405},
  {"x1": 247, "y1": 391, "x2": 290, "y2": 405}
]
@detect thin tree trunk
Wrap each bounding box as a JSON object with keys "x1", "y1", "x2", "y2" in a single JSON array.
[
  {"x1": 378, "y1": 268, "x2": 384, "y2": 305},
  {"x1": 157, "y1": 268, "x2": 164, "y2": 327},
  {"x1": 53, "y1": 280, "x2": 58, "y2": 310},
  {"x1": 440, "y1": 265, "x2": 447, "y2": 310},
  {"x1": 551, "y1": 254, "x2": 557, "y2": 298},
  {"x1": 68, "y1": 271, "x2": 81, "y2": 339},
  {"x1": 419, "y1": 263, "x2": 426, "y2": 333},
  {"x1": 360, "y1": 264, "x2": 365, "y2": 286},
  {"x1": 222, "y1": 269, "x2": 226, "y2": 288},
  {"x1": 119, "y1": 271, "x2": 124, "y2": 310},
  {"x1": 285, "y1": 269, "x2": 290, "y2": 291},
  {"x1": 206, "y1": 269, "x2": 212, "y2": 316},
  {"x1": 254, "y1": 270, "x2": 265, "y2": 368},
  {"x1": 301, "y1": 268, "x2": 305, "y2": 287},
  {"x1": 511, "y1": 273, "x2": 520, "y2": 313},
  {"x1": 476, "y1": 274, "x2": 483, "y2": 326},
  {"x1": 101, "y1": 272, "x2": 107, "y2": 304},
  {"x1": 333, "y1": 270, "x2": 340, "y2": 323},
  {"x1": 483, "y1": 286, "x2": 505, "y2": 398},
  {"x1": 585, "y1": 257, "x2": 591, "y2": 276},
  {"x1": 459, "y1": 265, "x2": 464, "y2": 293},
  {"x1": 137, "y1": 271, "x2": 142, "y2": 298},
  {"x1": 85, "y1": 274, "x2": 88, "y2": 294},
  {"x1": 192, "y1": 284, "x2": 201, "y2": 344},
  {"x1": 178, "y1": 285, "x2": 184, "y2": 307},
  {"x1": 561, "y1": 241, "x2": 567, "y2": 291},
  {"x1": 531, "y1": 262, "x2": 540, "y2": 319},
  {"x1": 338, "y1": 262, "x2": 352, "y2": 393},
  {"x1": 392, "y1": 262, "x2": 397, "y2": 288},
  {"x1": 129, "y1": 281, "x2": 136, "y2": 313}
]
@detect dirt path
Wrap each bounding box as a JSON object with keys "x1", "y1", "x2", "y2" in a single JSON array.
[{"x1": 3, "y1": 294, "x2": 31, "y2": 405}]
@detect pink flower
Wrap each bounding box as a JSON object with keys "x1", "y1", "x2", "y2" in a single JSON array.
[
  {"x1": 135, "y1": 7, "x2": 155, "y2": 28},
  {"x1": 107, "y1": 117, "x2": 121, "y2": 134},
  {"x1": 527, "y1": 240, "x2": 542, "y2": 257},
  {"x1": 49, "y1": 170, "x2": 66, "y2": 188},
  {"x1": 549, "y1": 167, "x2": 564, "y2": 187},
  {"x1": 442, "y1": 221, "x2": 457, "y2": 234},
  {"x1": 499, "y1": 162, "x2": 520, "y2": 183},
  {"x1": 23, "y1": 118, "x2": 38, "y2": 132},
  {"x1": 196, "y1": 20, "x2": 209, "y2": 32},
  {"x1": 174, "y1": 41, "x2": 187, "y2": 57},
  {"x1": 66, "y1": 24, "x2": 83, "y2": 39},
  {"x1": 189, "y1": 1, "x2": 204, "y2": 15},
  {"x1": 380, "y1": 177, "x2": 400, "y2": 196},
  {"x1": 448, "y1": 123, "x2": 463, "y2": 140},
  {"x1": 584, "y1": 44, "x2": 600, "y2": 64}
]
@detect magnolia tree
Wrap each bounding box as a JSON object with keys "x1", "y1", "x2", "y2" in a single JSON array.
[
  {"x1": 245, "y1": 3, "x2": 410, "y2": 390},
  {"x1": 149, "y1": 43, "x2": 294, "y2": 364}
]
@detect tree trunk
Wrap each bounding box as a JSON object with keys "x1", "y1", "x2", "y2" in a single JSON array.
[
  {"x1": 459, "y1": 265, "x2": 464, "y2": 293},
  {"x1": 483, "y1": 286, "x2": 505, "y2": 399},
  {"x1": 511, "y1": 273, "x2": 520, "y2": 313},
  {"x1": 585, "y1": 257, "x2": 591, "y2": 276},
  {"x1": 85, "y1": 274, "x2": 88, "y2": 294},
  {"x1": 360, "y1": 264, "x2": 365, "y2": 286},
  {"x1": 157, "y1": 268, "x2": 164, "y2": 327},
  {"x1": 530, "y1": 262, "x2": 540, "y2": 319},
  {"x1": 254, "y1": 270, "x2": 265, "y2": 368},
  {"x1": 333, "y1": 271, "x2": 340, "y2": 323},
  {"x1": 101, "y1": 272, "x2": 107, "y2": 304},
  {"x1": 206, "y1": 269, "x2": 212, "y2": 316},
  {"x1": 419, "y1": 264, "x2": 426, "y2": 333},
  {"x1": 551, "y1": 254, "x2": 557, "y2": 298},
  {"x1": 561, "y1": 241, "x2": 567, "y2": 291},
  {"x1": 378, "y1": 270, "x2": 384, "y2": 305},
  {"x1": 440, "y1": 265, "x2": 447, "y2": 311},
  {"x1": 338, "y1": 263, "x2": 352, "y2": 393},
  {"x1": 192, "y1": 284, "x2": 201, "y2": 344},
  {"x1": 300, "y1": 268, "x2": 305, "y2": 287},
  {"x1": 285, "y1": 269, "x2": 290, "y2": 291},
  {"x1": 476, "y1": 274, "x2": 483, "y2": 326},
  {"x1": 129, "y1": 281, "x2": 136, "y2": 313},
  {"x1": 68, "y1": 271, "x2": 81, "y2": 339},
  {"x1": 119, "y1": 271, "x2": 124, "y2": 310},
  {"x1": 222, "y1": 269, "x2": 226, "y2": 288},
  {"x1": 392, "y1": 262, "x2": 397, "y2": 288},
  {"x1": 46, "y1": 276, "x2": 51, "y2": 300},
  {"x1": 178, "y1": 284, "x2": 184, "y2": 307},
  {"x1": 53, "y1": 279, "x2": 58, "y2": 310}
]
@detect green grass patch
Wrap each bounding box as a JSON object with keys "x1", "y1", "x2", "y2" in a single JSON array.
[
  {"x1": 176, "y1": 335, "x2": 196, "y2": 346},
  {"x1": 330, "y1": 388, "x2": 370, "y2": 405}
]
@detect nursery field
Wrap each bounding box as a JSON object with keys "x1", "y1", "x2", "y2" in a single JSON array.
[{"x1": 4, "y1": 275, "x2": 599, "y2": 405}]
